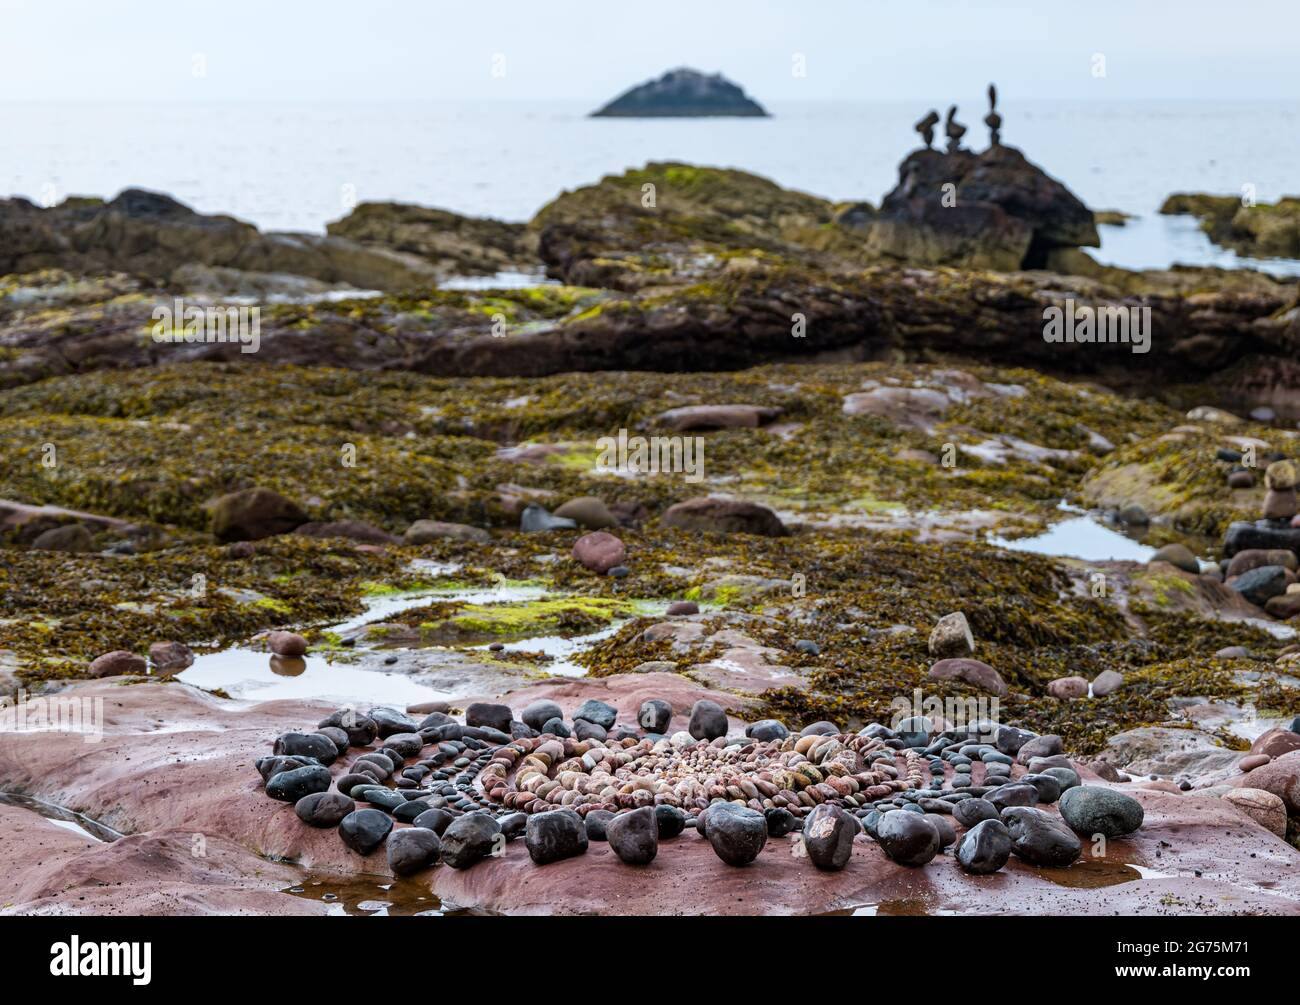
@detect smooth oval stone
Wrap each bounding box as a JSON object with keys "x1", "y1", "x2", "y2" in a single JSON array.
[
  {"x1": 319, "y1": 709, "x2": 378, "y2": 747},
  {"x1": 875, "y1": 810, "x2": 940, "y2": 867},
  {"x1": 1002, "y1": 806, "x2": 1082, "y2": 866},
  {"x1": 521, "y1": 700, "x2": 563, "y2": 732},
  {"x1": 294, "y1": 791, "x2": 355, "y2": 828},
  {"x1": 541, "y1": 717, "x2": 571, "y2": 738},
  {"x1": 266, "y1": 764, "x2": 332, "y2": 802},
  {"x1": 384, "y1": 732, "x2": 424, "y2": 759},
  {"x1": 802, "y1": 804, "x2": 855, "y2": 871},
  {"x1": 354, "y1": 752, "x2": 396, "y2": 774},
  {"x1": 607, "y1": 806, "x2": 658, "y2": 865},
  {"x1": 1058, "y1": 785, "x2": 1144, "y2": 838},
  {"x1": 386, "y1": 827, "x2": 441, "y2": 875},
  {"x1": 338, "y1": 808, "x2": 393, "y2": 855},
  {"x1": 688, "y1": 700, "x2": 728, "y2": 740},
  {"x1": 765, "y1": 807, "x2": 797, "y2": 837},
  {"x1": 638, "y1": 699, "x2": 673, "y2": 734},
  {"x1": 573, "y1": 699, "x2": 617, "y2": 730},
  {"x1": 273, "y1": 731, "x2": 339, "y2": 766},
  {"x1": 316, "y1": 726, "x2": 350, "y2": 751},
  {"x1": 411, "y1": 808, "x2": 454, "y2": 835},
  {"x1": 525, "y1": 808, "x2": 588, "y2": 865},
  {"x1": 353, "y1": 786, "x2": 405, "y2": 812},
  {"x1": 573, "y1": 719, "x2": 607, "y2": 742},
  {"x1": 704, "y1": 803, "x2": 768, "y2": 866},
  {"x1": 1019, "y1": 772, "x2": 1062, "y2": 804},
  {"x1": 928, "y1": 813, "x2": 956, "y2": 849},
  {"x1": 955, "y1": 819, "x2": 1012, "y2": 874},
  {"x1": 256, "y1": 754, "x2": 317, "y2": 782},
  {"x1": 747, "y1": 719, "x2": 790, "y2": 742},
  {"x1": 441, "y1": 813, "x2": 502, "y2": 869},
  {"x1": 987, "y1": 783, "x2": 1039, "y2": 812},
  {"x1": 952, "y1": 797, "x2": 999, "y2": 828},
  {"x1": 1041, "y1": 766, "x2": 1082, "y2": 793},
  {"x1": 369, "y1": 707, "x2": 419, "y2": 738},
  {"x1": 465, "y1": 701, "x2": 513, "y2": 733},
  {"x1": 392, "y1": 799, "x2": 431, "y2": 823},
  {"x1": 497, "y1": 812, "x2": 528, "y2": 840},
  {"x1": 585, "y1": 809, "x2": 616, "y2": 841},
  {"x1": 654, "y1": 804, "x2": 686, "y2": 839}
]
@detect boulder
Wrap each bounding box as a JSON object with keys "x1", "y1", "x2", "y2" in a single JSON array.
[
  {"x1": 606, "y1": 806, "x2": 658, "y2": 865},
  {"x1": 926, "y1": 657, "x2": 1008, "y2": 697},
  {"x1": 1229, "y1": 565, "x2": 1291, "y2": 607},
  {"x1": 572, "y1": 531, "x2": 626, "y2": 574},
  {"x1": 662, "y1": 497, "x2": 789, "y2": 537},
  {"x1": 1001, "y1": 806, "x2": 1082, "y2": 866},
  {"x1": 860, "y1": 143, "x2": 1099, "y2": 271},
  {"x1": 1234, "y1": 750, "x2": 1300, "y2": 812},
  {"x1": 1221, "y1": 788, "x2": 1287, "y2": 837},
  {"x1": 688, "y1": 699, "x2": 728, "y2": 740},
  {"x1": 31, "y1": 524, "x2": 94, "y2": 553},
  {"x1": 801, "y1": 804, "x2": 856, "y2": 871},
  {"x1": 1058, "y1": 785, "x2": 1144, "y2": 838},
  {"x1": 1150, "y1": 543, "x2": 1199, "y2": 574},
  {"x1": 928, "y1": 611, "x2": 975, "y2": 658},
  {"x1": 87, "y1": 650, "x2": 147, "y2": 678},
  {"x1": 210, "y1": 488, "x2": 307, "y2": 542},
  {"x1": 525, "y1": 809, "x2": 588, "y2": 865},
  {"x1": 955, "y1": 818, "x2": 1012, "y2": 874},
  {"x1": 553, "y1": 497, "x2": 618, "y2": 529}
]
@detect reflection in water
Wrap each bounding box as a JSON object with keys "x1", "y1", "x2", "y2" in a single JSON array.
[
  {"x1": 269, "y1": 655, "x2": 306, "y2": 677},
  {"x1": 989, "y1": 515, "x2": 1161, "y2": 563},
  {"x1": 282, "y1": 876, "x2": 471, "y2": 916}
]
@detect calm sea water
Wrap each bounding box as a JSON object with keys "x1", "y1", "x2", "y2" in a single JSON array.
[{"x1": 3, "y1": 99, "x2": 1299, "y2": 273}]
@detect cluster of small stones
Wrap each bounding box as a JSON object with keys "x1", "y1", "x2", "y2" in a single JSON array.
[
  {"x1": 483, "y1": 731, "x2": 928, "y2": 817},
  {"x1": 259, "y1": 694, "x2": 1146, "y2": 879}
]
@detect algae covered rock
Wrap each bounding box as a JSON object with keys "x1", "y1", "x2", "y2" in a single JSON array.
[
  {"x1": 662, "y1": 497, "x2": 789, "y2": 537},
  {"x1": 210, "y1": 487, "x2": 307, "y2": 542}
]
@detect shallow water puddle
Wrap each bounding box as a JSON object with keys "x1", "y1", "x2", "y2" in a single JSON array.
[
  {"x1": 989, "y1": 514, "x2": 1159, "y2": 563},
  {"x1": 281, "y1": 876, "x2": 472, "y2": 916},
  {"x1": 179, "y1": 578, "x2": 661, "y2": 703}
]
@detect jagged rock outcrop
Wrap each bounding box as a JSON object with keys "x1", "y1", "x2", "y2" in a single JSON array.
[
  {"x1": 591, "y1": 68, "x2": 768, "y2": 118},
  {"x1": 1161, "y1": 193, "x2": 1300, "y2": 259},
  {"x1": 0, "y1": 189, "x2": 440, "y2": 292},
  {"x1": 326, "y1": 202, "x2": 533, "y2": 277}
]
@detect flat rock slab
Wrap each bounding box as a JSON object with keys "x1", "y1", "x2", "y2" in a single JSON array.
[{"x1": 2, "y1": 680, "x2": 1298, "y2": 915}]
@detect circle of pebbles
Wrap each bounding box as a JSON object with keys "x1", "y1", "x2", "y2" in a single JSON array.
[{"x1": 258, "y1": 709, "x2": 1087, "y2": 875}]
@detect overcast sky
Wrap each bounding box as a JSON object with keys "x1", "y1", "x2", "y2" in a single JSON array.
[{"x1": 2, "y1": 0, "x2": 1296, "y2": 102}]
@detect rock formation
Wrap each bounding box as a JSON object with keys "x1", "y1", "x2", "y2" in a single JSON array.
[
  {"x1": 0, "y1": 188, "x2": 442, "y2": 293},
  {"x1": 591, "y1": 68, "x2": 769, "y2": 117},
  {"x1": 855, "y1": 90, "x2": 1099, "y2": 270}
]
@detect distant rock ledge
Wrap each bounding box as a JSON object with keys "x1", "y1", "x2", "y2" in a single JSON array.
[{"x1": 591, "y1": 68, "x2": 769, "y2": 118}]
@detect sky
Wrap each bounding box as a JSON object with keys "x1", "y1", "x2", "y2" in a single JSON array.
[{"x1": 1, "y1": 0, "x2": 1297, "y2": 103}]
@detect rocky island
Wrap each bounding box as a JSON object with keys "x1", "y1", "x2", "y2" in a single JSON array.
[{"x1": 591, "y1": 67, "x2": 769, "y2": 117}]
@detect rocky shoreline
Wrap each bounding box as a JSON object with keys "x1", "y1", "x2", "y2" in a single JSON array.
[{"x1": 3, "y1": 121, "x2": 1300, "y2": 915}]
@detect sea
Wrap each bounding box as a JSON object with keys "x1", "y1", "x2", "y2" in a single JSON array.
[{"x1": 3, "y1": 98, "x2": 1299, "y2": 275}]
